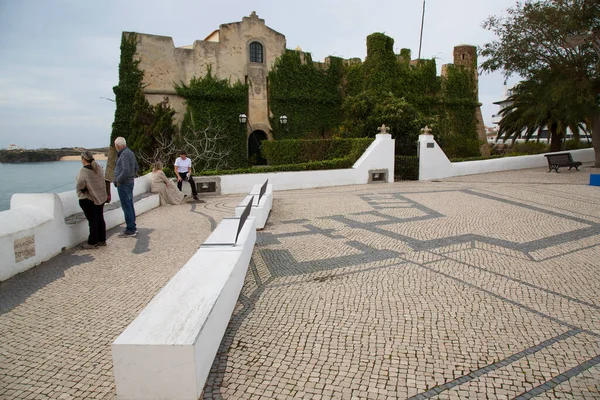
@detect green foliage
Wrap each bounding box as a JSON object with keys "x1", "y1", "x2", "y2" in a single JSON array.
[
  {"x1": 268, "y1": 50, "x2": 344, "y2": 139},
  {"x1": 129, "y1": 95, "x2": 178, "y2": 171},
  {"x1": 262, "y1": 138, "x2": 373, "y2": 165},
  {"x1": 496, "y1": 69, "x2": 591, "y2": 152},
  {"x1": 335, "y1": 32, "x2": 479, "y2": 158},
  {"x1": 436, "y1": 134, "x2": 481, "y2": 159},
  {"x1": 394, "y1": 156, "x2": 419, "y2": 180},
  {"x1": 363, "y1": 33, "x2": 400, "y2": 93},
  {"x1": 200, "y1": 157, "x2": 354, "y2": 176},
  {"x1": 509, "y1": 141, "x2": 550, "y2": 155},
  {"x1": 111, "y1": 33, "x2": 144, "y2": 143},
  {"x1": 481, "y1": 0, "x2": 600, "y2": 164},
  {"x1": 342, "y1": 91, "x2": 426, "y2": 147},
  {"x1": 565, "y1": 139, "x2": 593, "y2": 150},
  {"x1": 176, "y1": 69, "x2": 249, "y2": 169}
]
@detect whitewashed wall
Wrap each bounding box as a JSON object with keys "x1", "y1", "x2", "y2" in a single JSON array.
[
  {"x1": 220, "y1": 133, "x2": 395, "y2": 194},
  {"x1": 0, "y1": 174, "x2": 158, "y2": 281},
  {"x1": 0, "y1": 135, "x2": 396, "y2": 281},
  {"x1": 418, "y1": 134, "x2": 595, "y2": 181}
]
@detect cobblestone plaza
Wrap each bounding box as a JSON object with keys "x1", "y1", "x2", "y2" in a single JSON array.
[{"x1": 1, "y1": 167, "x2": 599, "y2": 399}]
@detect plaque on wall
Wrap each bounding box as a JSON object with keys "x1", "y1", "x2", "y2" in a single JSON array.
[{"x1": 14, "y1": 235, "x2": 35, "y2": 263}]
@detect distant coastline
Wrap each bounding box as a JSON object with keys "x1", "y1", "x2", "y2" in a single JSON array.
[
  {"x1": 0, "y1": 147, "x2": 108, "y2": 163},
  {"x1": 60, "y1": 153, "x2": 108, "y2": 161}
]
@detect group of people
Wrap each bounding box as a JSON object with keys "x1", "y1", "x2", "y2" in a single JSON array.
[
  {"x1": 150, "y1": 151, "x2": 200, "y2": 206},
  {"x1": 76, "y1": 136, "x2": 200, "y2": 249}
]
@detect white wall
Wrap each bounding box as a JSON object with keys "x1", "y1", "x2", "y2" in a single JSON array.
[
  {"x1": 112, "y1": 218, "x2": 257, "y2": 400},
  {"x1": 220, "y1": 133, "x2": 395, "y2": 194},
  {"x1": 0, "y1": 174, "x2": 158, "y2": 282},
  {"x1": 0, "y1": 135, "x2": 395, "y2": 282},
  {"x1": 418, "y1": 134, "x2": 595, "y2": 180}
]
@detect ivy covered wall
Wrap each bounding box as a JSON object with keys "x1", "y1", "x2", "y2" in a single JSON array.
[
  {"x1": 176, "y1": 70, "x2": 249, "y2": 170},
  {"x1": 267, "y1": 32, "x2": 481, "y2": 158},
  {"x1": 267, "y1": 50, "x2": 344, "y2": 139},
  {"x1": 109, "y1": 29, "x2": 482, "y2": 173}
]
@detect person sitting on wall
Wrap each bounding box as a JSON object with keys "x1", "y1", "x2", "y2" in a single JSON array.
[
  {"x1": 174, "y1": 151, "x2": 201, "y2": 202},
  {"x1": 151, "y1": 161, "x2": 185, "y2": 205},
  {"x1": 76, "y1": 151, "x2": 107, "y2": 249}
]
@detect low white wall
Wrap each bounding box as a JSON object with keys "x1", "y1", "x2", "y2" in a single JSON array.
[
  {"x1": 0, "y1": 174, "x2": 158, "y2": 282},
  {"x1": 219, "y1": 133, "x2": 395, "y2": 195},
  {"x1": 418, "y1": 134, "x2": 596, "y2": 180},
  {"x1": 112, "y1": 217, "x2": 257, "y2": 400}
]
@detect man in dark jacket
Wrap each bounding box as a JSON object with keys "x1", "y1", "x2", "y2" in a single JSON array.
[{"x1": 113, "y1": 136, "x2": 139, "y2": 237}]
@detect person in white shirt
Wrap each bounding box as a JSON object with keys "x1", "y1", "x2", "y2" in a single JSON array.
[{"x1": 174, "y1": 151, "x2": 199, "y2": 201}]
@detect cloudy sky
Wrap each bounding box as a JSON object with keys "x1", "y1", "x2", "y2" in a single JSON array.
[{"x1": 0, "y1": 0, "x2": 521, "y2": 149}]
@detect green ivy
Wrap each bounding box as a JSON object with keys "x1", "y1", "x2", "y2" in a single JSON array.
[
  {"x1": 200, "y1": 157, "x2": 354, "y2": 176},
  {"x1": 268, "y1": 50, "x2": 344, "y2": 139},
  {"x1": 111, "y1": 32, "x2": 144, "y2": 144},
  {"x1": 176, "y1": 69, "x2": 249, "y2": 169}
]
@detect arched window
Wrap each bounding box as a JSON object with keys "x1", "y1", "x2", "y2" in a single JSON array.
[{"x1": 249, "y1": 42, "x2": 263, "y2": 63}]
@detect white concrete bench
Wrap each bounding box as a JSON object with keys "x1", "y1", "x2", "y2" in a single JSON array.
[
  {"x1": 235, "y1": 181, "x2": 273, "y2": 230},
  {"x1": 112, "y1": 213, "x2": 257, "y2": 400},
  {"x1": 59, "y1": 174, "x2": 159, "y2": 246}
]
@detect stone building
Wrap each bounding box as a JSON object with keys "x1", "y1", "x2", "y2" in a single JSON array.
[
  {"x1": 127, "y1": 12, "x2": 484, "y2": 155},
  {"x1": 441, "y1": 45, "x2": 489, "y2": 156},
  {"x1": 134, "y1": 11, "x2": 284, "y2": 143}
]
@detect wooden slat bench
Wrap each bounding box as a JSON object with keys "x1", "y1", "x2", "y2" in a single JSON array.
[{"x1": 544, "y1": 153, "x2": 582, "y2": 173}]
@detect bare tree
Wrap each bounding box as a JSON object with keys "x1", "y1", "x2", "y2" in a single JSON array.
[
  {"x1": 136, "y1": 128, "x2": 178, "y2": 169},
  {"x1": 182, "y1": 116, "x2": 233, "y2": 172}
]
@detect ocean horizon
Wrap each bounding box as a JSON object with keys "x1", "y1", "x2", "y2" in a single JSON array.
[{"x1": 0, "y1": 160, "x2": 107, "y2": 212}]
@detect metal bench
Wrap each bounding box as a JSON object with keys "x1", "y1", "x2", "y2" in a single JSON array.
[{"x1": 544, "y1": 153, "x2": 582, "y2": 173}]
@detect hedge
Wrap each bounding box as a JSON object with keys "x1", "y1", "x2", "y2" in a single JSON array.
[
  {"x1": 262, "y1": 138, "x2": 373, "y2": 166},
  {"x1": 394, "y1": 156, "x2": 419, "y2": 180},
  {"x1": 200, "y1": 157, "x2": 354, "y2": 176}
]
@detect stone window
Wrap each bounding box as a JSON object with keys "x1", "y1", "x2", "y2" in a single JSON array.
[{"x1": 249, "y1": 42, "x2": 263, "y2": 63}]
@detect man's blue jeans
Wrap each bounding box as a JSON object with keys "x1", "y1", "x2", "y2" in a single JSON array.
[{"x1": 117, "y1": 181, "x2": 136, "y2": 232}]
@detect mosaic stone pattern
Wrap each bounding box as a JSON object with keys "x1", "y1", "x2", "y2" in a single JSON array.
[{"x1": 1, "y1": 166, "x2": 599, "y2": 399}]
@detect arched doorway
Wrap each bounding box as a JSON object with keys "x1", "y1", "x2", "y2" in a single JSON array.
[{"x1": 248, "y1": 130, "x2": 268, "y2": 165}]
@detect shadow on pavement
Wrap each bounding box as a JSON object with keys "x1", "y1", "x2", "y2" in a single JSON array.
[{"x1": 0, "y1": 252, "x2": 94, "y2": 316}]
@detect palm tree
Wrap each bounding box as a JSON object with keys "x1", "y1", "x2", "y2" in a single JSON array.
[{"x1": 497, "y1": 70, "x2": 590, "y2": 152}]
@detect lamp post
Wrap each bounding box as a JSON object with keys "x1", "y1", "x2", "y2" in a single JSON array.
[
  {"x1": 239, "y1": 113, "x2": 247, "y2": 135},
  {"x1": 279, "y1": 115, "x2": 288, "y2": 135}
]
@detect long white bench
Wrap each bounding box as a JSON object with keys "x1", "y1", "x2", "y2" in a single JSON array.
[
  {"x1": 0, "y1": 175, "x2": 160, "y2": 282},
  {"x1": 112, "y1": 211, "x2": 257, "y2": 400},
  {"x1": 234, "y1": 180, "x2": 273, "y2": 230}
]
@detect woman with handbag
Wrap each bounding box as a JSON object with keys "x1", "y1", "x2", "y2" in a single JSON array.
[{"x1": 76, "y1": 151, "x2": 108, "y2": 249}]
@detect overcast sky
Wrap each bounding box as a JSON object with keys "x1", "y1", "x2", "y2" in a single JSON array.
[{"x1": 0, "y1": 0, "x2": 521, "y2": 149}]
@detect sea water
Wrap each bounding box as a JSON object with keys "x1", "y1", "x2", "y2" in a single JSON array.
[{"x1": 0, "y1": 160, "x2": 107, "y2": 212}]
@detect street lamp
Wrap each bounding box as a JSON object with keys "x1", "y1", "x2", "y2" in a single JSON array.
[
  {"x1": 238, "y1": 114, "x2": 248, "y2": 124},
  {"x1": 279, "y1": 115, "x2": 288, "y2": 134}
]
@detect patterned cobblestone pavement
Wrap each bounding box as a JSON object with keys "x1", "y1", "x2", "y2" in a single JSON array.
[{"x1": 1, "y1": 166, "x2": 600, "y2": 399}]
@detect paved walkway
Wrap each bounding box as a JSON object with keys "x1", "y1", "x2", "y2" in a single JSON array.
[{"x1": 1, "y1": 166, "x2": 600, "y2": 399}]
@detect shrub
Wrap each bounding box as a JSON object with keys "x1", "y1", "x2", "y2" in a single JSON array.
[
  {"x1": 262, "y1": 138, "x2": 373, "y2": 166},
  {"x1": 200, "y1": 157, "x2": 354, "y2": 176},
  {"x1": 437, "y1": 134, "x2": 481, "y2": 159},
  {"x1": 394, "y1": 156, "x2": 419, "y2": 180},
  {"x1": 565, "y1": 139, "x2": 593, "y2": 150},
  {"x1": 509, "y1": 141, "x2": 549, "y2": 155}
]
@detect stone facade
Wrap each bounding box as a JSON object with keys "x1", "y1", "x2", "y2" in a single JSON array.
[
  {"x1": 134, "y1": 11, "x2": 286, "y2": 139},
  {"x1": 129, "y1": 13, "x2": 483, "y2": 152},
  {"x1": 444, "y1": 45, "x2": 490, "y2": 156}
]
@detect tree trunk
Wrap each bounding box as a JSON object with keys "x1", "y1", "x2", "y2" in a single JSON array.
[
  {"x1": 105, "y1": 146, "x2": 117, "y2": 182},
  {"x1": 549, "y1": 122, "x2": 562, "y2": 152},
  {"x1": 593, "y1": 111, "x2": 600, "y2": 167}
]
